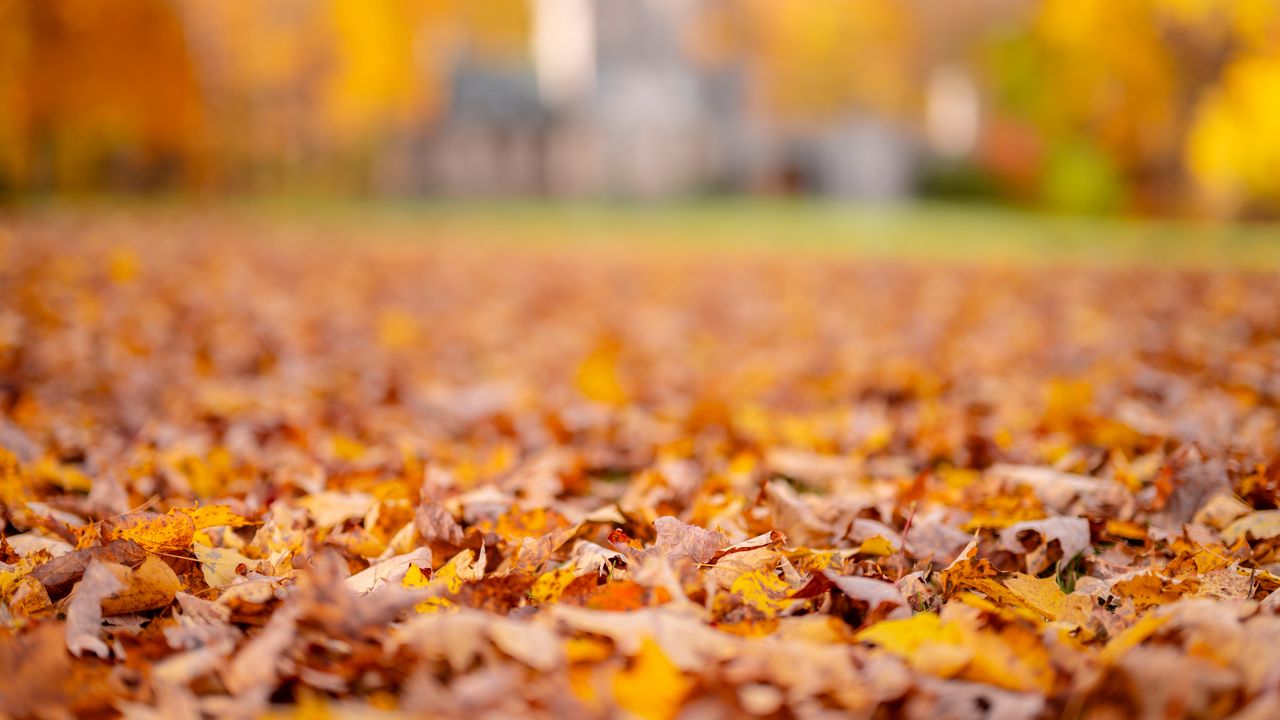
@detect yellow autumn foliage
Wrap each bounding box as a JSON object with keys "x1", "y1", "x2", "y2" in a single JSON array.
[{"x1": 612, "y1": 639, "x2": 693, "y2": 720}]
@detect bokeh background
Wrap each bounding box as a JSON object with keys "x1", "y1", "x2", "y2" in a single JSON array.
[{"x1": 2, "y1": 0, "x2": 1279, "y2": 218}]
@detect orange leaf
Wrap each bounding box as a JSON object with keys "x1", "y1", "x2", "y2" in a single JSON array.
[{"x1": 102, "y1": 510, "x2": 196, "y2": 553}]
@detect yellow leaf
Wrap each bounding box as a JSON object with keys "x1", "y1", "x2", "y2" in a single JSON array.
[
  {"x1": 856, "y1": 612, "x2": 965, "y2": 658},
  {"x1": 962, "y1": 620, "x2": 1056, "y2": 693},
  {"x1": 729, "y1": 569, "x2": 794, "y2": 617},
  {"x1": 956, "y1": 592, "x2": 1045, "y2": 627},
  {"x1": 1044, "y1": 378, "x2": 1092, "y2": 428},
  {"x1": 375, "y1": 308, "x2": 419, "y2": 349},
  {"x1": 1104, "y1": 519, "x2": 1148, "y2": 541},
  {"x1": 106, "y1": 247, "x2": 139, "y2": 284},
  {"x1": 403, "y1": 550, "x2": 479, "y2": 613},
  {"x1": 193, "y1": 545, "x2": 255, "y2": 588},
  {"x1": 0, "y1": 553, "x2": 46, "y2": 602},
  {"x1": 414, "y1": 596, "x2": 457, "y2": 614},
  {"x1": 1190, "y1": 549, "x2": 1232, "y2": 574},
  {"x1": 569, "y1": 665, "x2": 601, "y2": 709},
  {"x1": 612, "y1": 638, "x2": 692, "y2": 720},
  {"x1": 330, "y1": 435, "x2": 367, "y2": 462},
  {"x1": 857, "y1": 610, "x2": 1055, "y2": 693},
  {"x1": 434, "y1": 552, "x2": 470, "y2": 594},
  {"x1": 1100, "y1": 612, "x2": 1169, "y2": 664},
  {"x1": 401, "y1": 563, "x2": 431, "y2": 589},
  {"x1": 974, "y1": 573, "x2": 1067, "y2": 621},
  {"x1": 857, "y1": 535, "x2": 895, "y2": 557},
  {"x1": 1223, "y1": 510, "x2": 1280, "y2": 544},
  {"x1": 176, "y1": 505, "x2": 253, "y2": 530},
  {"x1": 961, "y1": 487, "x2": 1047, "y2": 531},
  {"x1": 565, "y1": 636, "x2": 613, "y2": 664},
  {"x1": 492, "y1": 506, "x2": 567, "y2": 540},
  {"x1": 575, "y1": 343, "x2": 627, "y2": 405},
  {"x1": 531, "y1": 566, "x2": 583, "y2": 604},
  {"x1": 0, "y1": 448, "x2": 28, "y2": 507},
  {"x1": 31, "y1": 458, "x2": 92, "y2": 493}
]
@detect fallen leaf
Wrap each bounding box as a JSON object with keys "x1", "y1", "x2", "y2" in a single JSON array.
[
  {"x1": 65, "y1": 560, "x2": 124, "y2": 658},
  {"x1": 298, "y1": 491, "x2": 375, "y2": 529},
  {"x1": 824, "y1": 572, "x2": 911, "y2": 620},
  {"x1": 1223, "y1": 510, "x2": 1280, "y2": 544},
  {"x1": 100, "y1": 554, "x2": 182, "y2": 615},
  {"x1": 346, "y1": 547, "x2": 432, "y2": 594},
  {"x1": 576, "y1": 342, "x2": 627, "y2": 405},
  {"x1": 102, "y1": 511, "x2": 196, "y2": 553},
  {"x1": 175, "y1": 505, "x2": 254, "y2": 530},
  {"x1": 32, "y1": 539, "x2": 147, "y2": 599},
  {"x1": 999, "y1": 517, "x2": 1091, "y2": 573},
  {"x1": 731, "y1": 568, "x2": 796, "y2": 617},
  {"x1": 394, "y1": 610, "x2": 564, "y2": 671},
  {"x1": 416, "y1": 503, "x2": 464, "y2": 545},
  {"x1": 192, "y1": 544, "x2": 256, "y2": 588},
  {"x1": 651, "y1": 516, "x2": 726, "y2": 564},
  {"x1": 990, "y1": 573, "x2": 1068, "y2": 621},
  {"x1": 612, "y1": 638, "x2": 692, "y2": 720}
]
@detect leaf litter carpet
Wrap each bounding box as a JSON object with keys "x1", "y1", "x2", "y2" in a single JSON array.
[{"x1": 2, "y1": 216, "x2": 1280, "y2": 719}]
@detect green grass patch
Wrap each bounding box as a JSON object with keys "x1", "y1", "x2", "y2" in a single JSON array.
[{"x1": 8, "y1": 196, "x2": 1280, "y2": 270}]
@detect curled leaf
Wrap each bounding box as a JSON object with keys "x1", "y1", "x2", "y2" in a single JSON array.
[{"x1": 65, "y1": 561, "x2": 123, "y2": 658}]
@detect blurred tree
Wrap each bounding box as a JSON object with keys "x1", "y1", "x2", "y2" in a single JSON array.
[
  {"x1": 1187, "y1": 56, "x2": 1280, "y2": 213},
  {"x1": 177, "y1": 0, "x2": 528, "y2": 192},
  {"x1": 327, "y1": 0, "x2": 431, "y2": 141},
  {"x1": 0, "y1": 0, "x2": 530, "y2": 194},
  {"x1": 0, "y1": 0, "x2": 33, "y2": 191},
  {"x1": 325, "y1": 0, "x2": 529, "y2": 141},
  {"x1": 980, "y1": 0, "x2": 1280, "y2": 216},
  {"x1": 1185, "y1": 53, "x2": 1280, "y2": 214},
  {"x1": 0, "y1": 0, "x2": 205, "y2": 192},
  {"x1": 700, "y1": 0, "x2": 921, "y2": 126}
]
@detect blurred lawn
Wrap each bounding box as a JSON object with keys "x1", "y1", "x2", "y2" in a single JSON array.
[{"x1": 11, "y1": 197, "x2": 1280, "y2": 269}]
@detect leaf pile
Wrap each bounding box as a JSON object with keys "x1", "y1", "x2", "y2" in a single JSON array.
[{"x1": 3, "y1": 216, "x2": 1280, "y2": 719}]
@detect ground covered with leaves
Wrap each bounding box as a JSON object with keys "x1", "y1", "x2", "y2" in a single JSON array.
[{"x1": 3, "y1": 213, "x2": 1280, "y2": 719}]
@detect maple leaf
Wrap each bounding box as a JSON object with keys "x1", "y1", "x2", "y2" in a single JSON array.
[
  {"x1": 175, "y1": 504, "x2": 254, "y2": 530},
  {"x1": 101, "y1": 511, "x2": 196, "y2": 554}
]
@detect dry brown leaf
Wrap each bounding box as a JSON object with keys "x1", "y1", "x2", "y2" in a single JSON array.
[
  {"x1": 416, "y1": 502, "x2": 464, "y2": 545},
  {"x1": 65, "y1": 560, "x2": 124, "y2": 658},
  {"x1": 31, "y1": 539, "x2": 147, "y2": 599},
  {"x1": 651, "y1": 516, "x2": 726, "y2": 564}
]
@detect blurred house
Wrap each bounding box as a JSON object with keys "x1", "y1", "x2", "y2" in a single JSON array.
[
  {"x1": 418, "y1": 0, "x2": 919, "y2": 200},
  {"x1": 418, "y1": 63, "x2": 548, "y2": 196}
]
